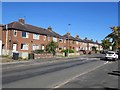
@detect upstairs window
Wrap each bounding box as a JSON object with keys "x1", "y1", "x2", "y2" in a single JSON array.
[
  {"x1": 53, "y1": 37, "x2": 57, "y2": 42},
  {"x1": 13, "y1": 30, "x2": 17, "y2": 36},
  {"x1": 48, "y1": 36, "x2": 50, "y2": 41},
  {"x1": 76, "y1": 41, "x2": 78, "y2": 44},
  {"x1": 33, "y1": 34, "x2": 39, "y2": 40},
  {"x1": 44, "y1": 36, "x2": 46, "y2": 41},
  {"x1": 22, "y1": 31, "x2": 29, "y2": 38},
  {"x1": 59, "y1": 39, "x2": 63, "y2": 42}
]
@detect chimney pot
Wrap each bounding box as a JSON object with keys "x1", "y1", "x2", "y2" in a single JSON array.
[
  {"x1": 18, "y1": 18, "x2": 25, "y2": 24},
  {"x1": 48, "y1": 26, "x2": 52, "y2": 32}
]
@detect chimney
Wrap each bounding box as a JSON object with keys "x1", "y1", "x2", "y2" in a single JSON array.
[
  {"x1": 67, "y1": 32, "x2": 70, "y2": 36},
  {"x1": 76, "y1": 35, "x2": 79, "y2": 39},
  {"x1": 48, "y1": 26, "x2": 52, "y2": 32},
  {"x1": 96, "y1": 40, "x2": 98, "y2": 43},
  {"x1": 84, "y1": 37, "x2": 87, "y2": 40},
  {"x1": 91, "y1": 39, "x2": 93, "y2": 41},
  {"x1": 18, "y1": 18, "x2": 25, "y2": 24}
]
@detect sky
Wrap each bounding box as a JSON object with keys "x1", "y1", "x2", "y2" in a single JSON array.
[{"x1": 2, "y1": 2, "x2": 118, "y2": 43}]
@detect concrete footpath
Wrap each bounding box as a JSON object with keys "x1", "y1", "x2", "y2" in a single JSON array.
[
  {"x1": 1, "y1": 54, "x2": 104, "y2": 70},
  {"x1": 1, "y1": 54, "x2": 102, "y2": 65}
]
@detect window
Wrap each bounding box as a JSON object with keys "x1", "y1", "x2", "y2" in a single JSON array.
[
  {"x1": 48, "y1": 36, "x2": 50, "y2": 41},
  {"x1": 53, "y1": 37, "x2": 57, "y2": 42},
  {"x1": 33, "y1": 45, "x2": 39, "y2": 50},
  {"x1": 59, "y1": 39, "x2": 63, "y2": 42},
  {"x1": 13, "y1": 30, "x2": 17, "y2": 36},
  {"x1": 64, "y1": 46, "x2": 66, "y2": 49},
  {"x1": 21, "y1": 43, "x2": 28, "y2": 50},
  {"x1": 33, "y1": 34, "x2": 39, "y2": 40},
  {"x1": 44, "y1": 36, "x2": 46, "y2": 41},
  {"x1": 76, "y1": 41, "x2": 78, "y2": 44},
  {"x1": 59, "y1": 47, "x2": 62, "y2": 50},
  {"x1": 22, "y1": 31, "x2": 28, "y2": 38}
]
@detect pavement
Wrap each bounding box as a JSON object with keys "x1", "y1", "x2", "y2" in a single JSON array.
[
  {"x1": 1, "y1": 54, "x2": 103, "y2": 70},
  {"x1": 60, "y1": 60, "x2": 119, "y2": 89},
  {"x1": 1, "y1": 54, "x2": 102, "y2": 65}
]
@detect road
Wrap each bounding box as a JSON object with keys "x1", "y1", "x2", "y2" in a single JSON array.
[{"x1": 2, "y1": 54, "x2": 119, "y2": 89}]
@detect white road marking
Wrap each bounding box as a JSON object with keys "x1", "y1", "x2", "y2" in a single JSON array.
[{"x1": 53, "y1": 61, "x2": 108, "y2": 88}]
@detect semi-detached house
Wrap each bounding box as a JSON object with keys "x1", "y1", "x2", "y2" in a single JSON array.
[
  {"x1": 1, "y1": 18, "x2": 103, "y2": 58},
  {"x1": 2, "y1": 18, "x2": 63, "y2": 58},
  {"x1": 0, "y1": 24, "x2": 3, "y2": 55}
]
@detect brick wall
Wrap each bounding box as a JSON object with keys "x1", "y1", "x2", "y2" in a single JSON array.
[{"x1": 34, "y1": 53, "x2": 53, "y2": 59}]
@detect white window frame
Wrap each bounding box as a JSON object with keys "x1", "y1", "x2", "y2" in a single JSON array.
[
  {"x1": 44, "y1": 36, "x2": 46, "y2": 41},
  {"x1": 59, "y1": 38, "x2": 63, "y2": 42},
  {"x1": 33, "y1": 44, "x2": 39, "y2": 50},
  {"x1": 33, "y1": 34, "x2": 39, "y2": 40},
  {"x1": 13, "y1": 30, "x2": 17, "y2": 37},
  {"x1": 21, "y1": 43, "x2": 28, "y2": 50},
  {"x1": 48, "y1": 36, "x2": 50, "y2": 41},
  {"x1": 22, "y1": 31, "x2": 29, "y2": 38},
  {"x1": 76, "y1": 41, "x2": 78, "y2": 44},
  {"x1": 53, "y1": 37, "x2": 57, "y2": 42}
]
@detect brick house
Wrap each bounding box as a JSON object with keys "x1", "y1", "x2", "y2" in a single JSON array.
[
  {"x1": 0, "y1": 24, "x2": 3, "y2": 55},
  {"x1": 63, "y1": 32, "x2": 77, "y2": 51},
  {"x1": 2, "y1": 19, "x2": 63, "y2": 58},
  {"x1": 2, "y1": 18, "x2": 103, "y2": 58}
]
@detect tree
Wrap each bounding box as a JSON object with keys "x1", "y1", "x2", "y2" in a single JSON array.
[
  {"x1": 101, "y1": 39, "x2": 111, "y2": 50},
  {"x1": 105, "y1": 26, "x2": 120, "y2": 50},
  {"x1": 46, "y1": 41, "x2": 58, "y2": 56},
  {"x1": 92, "y1": 46, "x2": 97, "y2": 51}
]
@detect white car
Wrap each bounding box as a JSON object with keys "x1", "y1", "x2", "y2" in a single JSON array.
[{"x1": 105, "y1": 51, "x2": 118, "y2": 60}]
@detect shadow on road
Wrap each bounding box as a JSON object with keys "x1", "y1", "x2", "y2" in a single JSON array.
[
  {"x1": 103, "y1": 87, "x2": 119, "y2": 90},
  {"x1": 108, "y1": 70, "x2": 120, "y2": 76},
  {"x1": 100, "y1": 58, "x2": 117, "y2": 62}
]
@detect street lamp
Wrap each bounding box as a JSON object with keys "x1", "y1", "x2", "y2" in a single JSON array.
[{"x1": 68, "y1": 24, "x2": 71, "y2": 57}]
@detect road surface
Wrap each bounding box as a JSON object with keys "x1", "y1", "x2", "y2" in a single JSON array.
[{"x1": 2, "y1": 54, "x2": 119, "y2": 89}]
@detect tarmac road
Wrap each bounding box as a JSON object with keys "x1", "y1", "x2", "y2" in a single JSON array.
[{"x1": 2, "y1": 54, "x2": 118, "y2": 89}]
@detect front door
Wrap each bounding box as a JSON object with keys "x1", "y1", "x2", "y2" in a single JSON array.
[{"x1": 13, "y1": 44, "x2": 17, "y2": 52}]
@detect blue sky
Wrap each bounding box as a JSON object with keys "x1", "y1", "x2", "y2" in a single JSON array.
[{"x1": 2, "y1": 2, "x2": 118, "y2": 42}]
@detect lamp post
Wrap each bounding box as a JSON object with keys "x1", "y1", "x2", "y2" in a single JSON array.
[{"x1": 68, "y1": 24, "x2": 71, "y2": 57}]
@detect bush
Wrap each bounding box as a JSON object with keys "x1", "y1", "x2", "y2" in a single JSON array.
[
  {"x1": 32, "y1": 50, "x2": 44, "y2": 54},
  {"x1": 61, "y1": 49, "x2": 74, "y2": 53}
]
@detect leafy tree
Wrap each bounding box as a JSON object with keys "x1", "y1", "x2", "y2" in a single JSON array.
[
  {"x1": 101, "y1": 39, "x2": 111, "y2": 50},
  {"x1": 46, "y1": 41, "x2": 58, "y2": 56},
  {"x1": 105, "y1": 26, "x2": 120, "y2": 50},
  {"x1": 92, "y1": 46, "x2": 97, "y2": 51}
]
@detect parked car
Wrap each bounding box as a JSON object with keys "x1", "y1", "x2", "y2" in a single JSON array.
[{"x1": 105, "y1": 51, "x2": 118, "y2": 60}]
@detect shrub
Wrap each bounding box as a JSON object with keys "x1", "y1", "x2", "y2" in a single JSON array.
[
  {"x1": 32, "y1": 50, "x2": 44, "y2": 54},
  {"x1": 61, "y1": 49, "x2": 74, "y2": 53}
]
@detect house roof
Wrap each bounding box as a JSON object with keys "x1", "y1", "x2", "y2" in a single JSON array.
[
  {"x1": 83, "y1": 39, "x2": 101, "y2": 45},
  {"x1": 3, "y1": 21, "x2": 62, "y2": 38},
  {"x1": 0, "y1": 24, "x2": 4, "y2": 27},
  {"x1": 62, "y1": 33, "x2": 76, "y2": 40}
]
